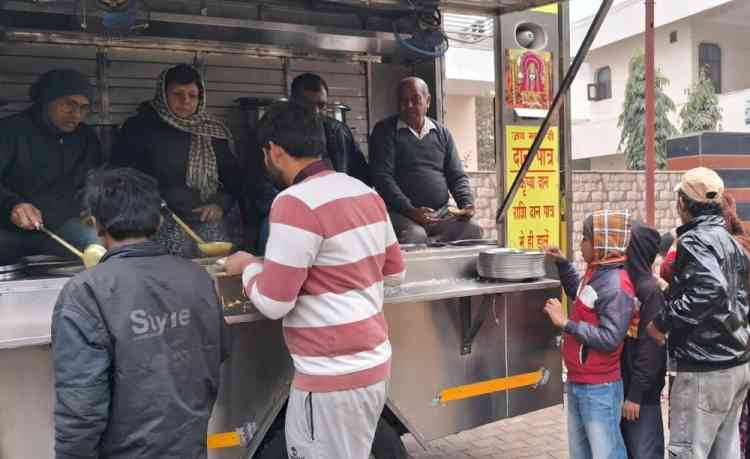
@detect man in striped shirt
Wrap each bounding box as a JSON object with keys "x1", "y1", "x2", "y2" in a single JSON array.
[{"x1": 224, "y1": 104, "x2": 406, "y2": 458}]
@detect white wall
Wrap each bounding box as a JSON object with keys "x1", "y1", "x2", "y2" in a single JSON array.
[
  {"x1": 445, "y1": 95, "x2": 478, "y2": 171},
  {"x1": 571, "y1": 0, "x2": 734, "y2": 52},
  {"x1": 718, "y1": 89, "x2": 750, "y2": 132},
  {"x1": 571, "y1": 18, "x2": 693, "y2": 161},
  {"x1": 690, "y1": 21, "x2": 750, "y2": 93}
]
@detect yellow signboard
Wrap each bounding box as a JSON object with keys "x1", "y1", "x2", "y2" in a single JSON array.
[
  {"x1": 505, "y1": 125, "x2": 560, "y2": 250},
  {"x1": 532, "y1": 4, "x2": 558, "y2": 14}
]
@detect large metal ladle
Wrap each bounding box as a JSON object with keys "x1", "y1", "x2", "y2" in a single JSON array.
[
  {"x1": 39, "y1": 226, "x2": 106, "y2": 268},
  {"x1": 161, "y1": 203, "x2": 233, "y2": 257}
]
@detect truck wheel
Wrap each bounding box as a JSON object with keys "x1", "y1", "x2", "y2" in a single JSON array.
[
  {"x1": 253, "y1": 427, "x2": 286, "y2": 458},
  {"x1": 253, "y1": 419, "x2": 410, "y2": 459},
  {"x1": 371, "y1": 418, "x2": 410, "y2": 459}
]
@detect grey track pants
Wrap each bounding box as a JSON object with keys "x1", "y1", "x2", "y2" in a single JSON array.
[{"x1": 285, "y1": 380, "x2": 388, "y2": 459}]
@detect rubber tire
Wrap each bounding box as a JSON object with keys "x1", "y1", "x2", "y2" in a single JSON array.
[
  {"x1": 253, "y1": 419, "x2": 410, "y2": 459},
  {"x1": 371, "y1": 418, "x2": 411, "y2": 459}
]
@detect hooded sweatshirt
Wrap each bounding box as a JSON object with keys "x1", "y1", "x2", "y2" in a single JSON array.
[{"x1": 622, "y1": 222, "x2": 667, "y2": 405}]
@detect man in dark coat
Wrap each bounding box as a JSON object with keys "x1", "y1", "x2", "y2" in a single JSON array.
[
  {"x1": 52, "y1": 167, "x2": 228, "y2": 459},
  {"x1": 648, "y1": 167, "x2": 750, "y2": 458},
  {"x1": 250, "y1": 73, "x2": 372, "y2": 254},
  {"x1": 0, "y1": 69, "x2": 102, "y2": 262},
  {"x1": 290, "y1": 73, "x2": 370, "y2": 185},
  {"x1": 369, "y1": 77, "x2": 481, "y2": 244}
]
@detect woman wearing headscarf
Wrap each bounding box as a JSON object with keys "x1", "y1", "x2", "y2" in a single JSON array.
[
  {"x1": 722, "y1": 193, "x2": 750, "y2": 459},
  {"x1": 112, "y1": 64, "x2": 240, "y2": 258},
  {"x1": 544, "y1": 210, "x2": 636, "y2": 459},
  {"x1": 621, "y1": 222, "x2": 667, "y2": 459}
]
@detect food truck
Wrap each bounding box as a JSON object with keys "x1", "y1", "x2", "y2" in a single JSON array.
[{"x1": 0, "y1": 0, "x2": 612, "y2": 457}]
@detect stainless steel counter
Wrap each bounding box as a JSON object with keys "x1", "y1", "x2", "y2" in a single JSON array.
[
  {"x1": 0, "y1": 245, "x2": 560, "y2": 349},
  {"x1": 0, "y1": 244, "x2": 564, "y2": 458}
]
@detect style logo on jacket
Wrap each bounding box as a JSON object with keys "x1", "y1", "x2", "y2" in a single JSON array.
[{"x1": 130, "y1": 309, "x2": 191, "y2": 340}]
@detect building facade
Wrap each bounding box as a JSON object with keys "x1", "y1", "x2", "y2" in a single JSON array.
[{"x1": 571, "y1": 0, "x2": 750, "y2": 170}]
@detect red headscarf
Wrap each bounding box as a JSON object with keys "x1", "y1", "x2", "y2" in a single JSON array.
[{"x1": 723, "y1": 193, "x2": 750, "y2": 258}]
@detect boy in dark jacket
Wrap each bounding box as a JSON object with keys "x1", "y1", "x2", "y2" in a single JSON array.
[
  {"x1": 51, "y1": 168, "x2": 229, "y2": 459},
  {"x1": 621, "y1": 222, "x2": 667, "y2": 459},
  {"x1": 544, "y1": 210, "x2": 635, "y2": 459}
]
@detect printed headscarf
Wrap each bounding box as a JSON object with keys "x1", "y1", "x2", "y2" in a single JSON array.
[
  {"x1": 583, "y1": 209, "x2": 632, "y2": 266},
  {"x1": 150, "y1": 66, "x2": 235, "y2": 201}
]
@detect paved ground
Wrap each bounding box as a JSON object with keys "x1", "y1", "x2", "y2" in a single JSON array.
[{"x1": 403, "y1": 404, "x2": 569, "y2": 459}]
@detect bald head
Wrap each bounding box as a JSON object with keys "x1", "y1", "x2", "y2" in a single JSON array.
[{"x1": 398, "y1": 77, "x2": 431, "y2": 131}]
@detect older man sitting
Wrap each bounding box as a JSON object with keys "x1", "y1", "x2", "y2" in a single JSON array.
[{"x1": 369, "y1": 77, "x2": 482, "y2": 244}]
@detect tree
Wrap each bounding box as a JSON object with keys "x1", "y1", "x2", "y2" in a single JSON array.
[
  {"x1": 679, "y1": 68, "x2": 722, "y2": 134},
  {"x1": 618, "y1": 49, "x2": 678, "y2": 170}
]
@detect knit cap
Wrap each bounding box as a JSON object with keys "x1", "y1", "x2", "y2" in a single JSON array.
[{"x1": 29, "y1": 69, "x2": 95, "y2": 107}]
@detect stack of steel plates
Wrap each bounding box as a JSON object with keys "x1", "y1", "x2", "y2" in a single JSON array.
[{"x1": 477, "y1": 248, "x2": 546, "y2": 281}]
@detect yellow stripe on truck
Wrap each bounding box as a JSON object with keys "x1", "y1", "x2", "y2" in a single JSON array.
[
  {"x1": 207, "y1": 431, "x2": 242, "y2": 449},
  {"x1": 438, "y1": 369, "x2": 546, "y2": 403}
]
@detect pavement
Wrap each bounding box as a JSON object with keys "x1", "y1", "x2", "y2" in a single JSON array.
[{"x1": 403, "y1": 403, "x2": 569, "y2": 459}]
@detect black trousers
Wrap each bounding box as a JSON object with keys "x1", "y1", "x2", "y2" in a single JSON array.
[
  {"x1": 389, "y1": 208, "x2": 483, "y2": 244},
  {"x1": 621, "y1": 403, "x2": 664, "y2": 459}
]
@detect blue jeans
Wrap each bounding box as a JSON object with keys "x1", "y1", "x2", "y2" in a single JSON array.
[{"x1": 567, "y1": 381, "x2": 628, "y2": 459}]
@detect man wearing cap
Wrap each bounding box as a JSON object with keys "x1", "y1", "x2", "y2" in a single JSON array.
[
  {"x1": 0, "y1": 69, "x2": 103, "y2": 262},
  {"x1": 647, "y1": 167, "x2": 750, "y2": 458}
]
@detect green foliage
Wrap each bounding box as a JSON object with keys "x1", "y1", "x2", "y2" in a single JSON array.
[
  {"x1": 618, "y1": 49, "x2": 678, "y2": 170},
  {"x1": 679, "y1": 68, "x2": 722, "y2": 134}
]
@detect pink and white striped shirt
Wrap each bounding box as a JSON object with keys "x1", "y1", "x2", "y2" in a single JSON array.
[{"x1": 242, "y1": 167, "x2": 406, "y2": 392}]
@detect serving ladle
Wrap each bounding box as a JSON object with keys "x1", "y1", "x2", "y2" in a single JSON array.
[
  {"x1": 39, "y1": 226, "x2": 106, "y2": 268},
  {"x1": 160, "y1": 203, "x2": 233, "y2": 257}
]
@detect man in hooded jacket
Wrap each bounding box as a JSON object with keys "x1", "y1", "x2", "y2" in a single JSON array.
[
  {"x1": 621, "y1": 222, "x2": 667, "y2": 459},
  {"x1": 0, "y1": 69, "x2": 102, "y2": 262}
]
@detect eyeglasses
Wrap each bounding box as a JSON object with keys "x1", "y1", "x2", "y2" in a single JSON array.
[{"x1": 59, "y1": 99, "x2": 92, "y2": 116}]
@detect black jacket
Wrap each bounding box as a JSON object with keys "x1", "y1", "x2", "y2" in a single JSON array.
[
  {"x1": 622, "y1": 223, "x2": 666, "y2": 405},
  {"x1": 111, "y1": 104, "x2": 241, "y2": 222},
  {"x1": 369, "y1": 115, "x2": 474, "y2": 214},
  {"x1": 654, "y1": 214, "x2": 750, "y2": 370},
  {"x1": 323, "y1": 116, "x2": 370, "y2": 186},
  {"x1": 0, "y1": 107, "x2": 103, "y2": 230},
  {"x1": 51, "y1": 241, "x2": 229, "y2": 459}
]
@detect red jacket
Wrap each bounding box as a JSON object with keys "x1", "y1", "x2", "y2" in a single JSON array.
[{"x1": 558, "y1": 261, "x2": 636, "y2": 384}]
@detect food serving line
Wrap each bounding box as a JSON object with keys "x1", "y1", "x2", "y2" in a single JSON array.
[
  {"x1": 0, "y1": 0, "x2": 619, "y2": 456},
  {"x1": 0, "y1": 240, "x2": 561, "y2": 458}
]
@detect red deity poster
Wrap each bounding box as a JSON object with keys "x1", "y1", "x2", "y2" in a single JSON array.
[{"x1": 505, "y1": 49, "x2": 553, "y2": 110}]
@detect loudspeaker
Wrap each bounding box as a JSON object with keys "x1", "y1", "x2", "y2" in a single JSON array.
[{"x1": 514, "y1": 22, "x2": 548, "y2": 50}]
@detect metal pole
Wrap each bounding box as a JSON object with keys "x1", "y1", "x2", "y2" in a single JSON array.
[
  {"x1": 496, "y1": 0, "x2": 616, "y2": 224},
  {"x1": 645, "y1": 0, "x2": 656, "y2": 226}
]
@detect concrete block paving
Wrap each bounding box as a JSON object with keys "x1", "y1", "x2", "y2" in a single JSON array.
[{"x1": 404, "y1": 404, "x2": 568, "y2": 459}]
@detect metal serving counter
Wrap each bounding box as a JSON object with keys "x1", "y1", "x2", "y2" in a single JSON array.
[{"x1": 0, "y1": 245, "x2": 563, "y2": 458}]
